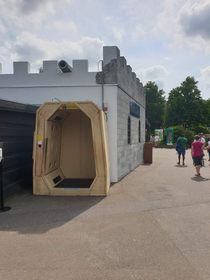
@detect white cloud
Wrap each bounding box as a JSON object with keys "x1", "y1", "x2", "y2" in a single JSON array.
[
  {"x1": 12, "y1": 32, "x2": 104, "y2": 69},
  {"x1": 164, "y1": 57, "x2": 171, "y2": 60},
  {"x1": 0, "y1": 42, "x2": 12, "y2": 60},
  {"x1": 112, "y1": 27, "x2": 126, "y2": 41},
  {"x1": 45, "y1": 20, "x2": 77, "y2": 33},
  {"x1": 0, "y1": 0, "x2": 72, "y2": 26},
  {"x1": 153, "y1": 0, "x2": 210, "y2": 55},
  {"x1": 178, "y1": 0, "x2": 210, "y2": 40},
  {"x1": 168, "y1": 32, "x2": 210, "y2": 55},
  {"x1": 154, "y1": 78, "x2": 166, "y2": 89},
  {"x1": 103, "y1": 16, "x2": 112, "y2": 21},
  {"x1": 201, "y1": 66, "x2": 210, "y2": 86},
  {"x1": 136, "y1": 65, "x2": 169, "y2": 88},
  {"x1": 132, "y1": 24, "x2": 145, "y2": 40},
  {"x1": 0, "y1": 21, "x2": 6, "y2": 33}
]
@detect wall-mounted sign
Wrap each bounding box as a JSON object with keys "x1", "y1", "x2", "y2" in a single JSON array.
[
  {"x1": 130, "y1": 101, "x2": 140, "y2": 118},
  {"x1": 166, "y1": 128, "x2": 174, "y2": 145}
]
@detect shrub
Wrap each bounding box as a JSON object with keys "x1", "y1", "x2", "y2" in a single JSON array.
[
  {"x1": 165, "y1": 125, "x2": 195, "y2": 146},
  {"x1": 170, "y1": 125, "x2": 184, "y2": 143},
  {"x1": 192, "y1": 125, "x2": 210, "y2": 134},
  {"x1": 185, "y1": 130, "x2": 195, "y2": 146}
]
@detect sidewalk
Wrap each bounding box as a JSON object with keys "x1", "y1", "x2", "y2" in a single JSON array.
[{"x1": 1, "y1": 148, "x2": 210, "y2": 280}]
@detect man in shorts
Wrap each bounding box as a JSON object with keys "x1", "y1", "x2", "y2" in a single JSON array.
[{"x1": 177, "y1": 134, "x2": 187, "y2": 165}]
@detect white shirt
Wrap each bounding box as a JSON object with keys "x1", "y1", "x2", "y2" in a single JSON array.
[
  {"x1": 155, "y1": 136, "x2": 159, "y2": 142},
  {"x1": 208, "y1": 141, "x2": 210, "y2": 146},
  {"x1": 200, "y1": 137, "x2": 205, "y2": 143},
  {"x1": 194, "y1": 137, "x2": 205, "y2": 143}
]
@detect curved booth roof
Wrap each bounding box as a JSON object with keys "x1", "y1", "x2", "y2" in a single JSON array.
[{"x1": 33, "y1": 101, "x2": 110, "y2": 196}]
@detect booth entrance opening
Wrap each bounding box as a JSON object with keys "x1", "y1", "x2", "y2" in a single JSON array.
[
  {"x1": 33, "y1": 101, "x2": 110, "y2": 196},
  {"x1": 46, "y1": 108, "x2": 96, "y2": 189}
]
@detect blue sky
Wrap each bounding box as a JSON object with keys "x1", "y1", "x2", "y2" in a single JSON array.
[{"x1": 0, "y1": 0, "x2": 210, "y2": 99}]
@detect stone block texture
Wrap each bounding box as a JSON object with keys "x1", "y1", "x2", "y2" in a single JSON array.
[
  {"x1": 98, "y1": 46, "x2": 146, "y2": 181},
  {"x1": 96, "y1": 46, "x2": 145, "y2": 109},
  {"x1": 117, "y1": 88, "x2": 145, "y2": 181}
]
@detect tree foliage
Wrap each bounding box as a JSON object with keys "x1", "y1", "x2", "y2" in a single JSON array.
[
  {"x1": 145, "y1": 81, "x2": 166, "y2": 132},
  {"x1": 165, "y1": 77, "x2": 204, "y2": 128}
]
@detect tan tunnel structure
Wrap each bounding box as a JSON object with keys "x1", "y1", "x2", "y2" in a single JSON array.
[{"x1": 33, "y1": 101, "x2": 110, "y2": 196}]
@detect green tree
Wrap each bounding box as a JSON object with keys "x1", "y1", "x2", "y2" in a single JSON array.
[
  {"x1": 165, "y1": 77, "x2": 203, "y2": 128},
  {"x1": 145, "y1": 81, "x2": 166, "y2": 132},
  {"x1": 200, "y1": 98, "x2": 210, "y2": 128}
]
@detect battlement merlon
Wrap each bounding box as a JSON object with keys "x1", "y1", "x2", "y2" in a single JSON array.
[
  {"x1": 0, "y1": 59, "x2": 97, "y2": 86},
  {"x1": 0, "y1": 46, "x2": 145, "y2": 106},
  {"x1": 100, "y1": 46, "x2": 145, "y2": 106},
  {"x1": 0, "y1": 59, "x2": 91, "y2": 75}
]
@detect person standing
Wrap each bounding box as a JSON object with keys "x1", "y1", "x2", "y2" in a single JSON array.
[
  {"x1": 154, "y1": 135, "x2": 159, "y2": 147},
  {"x1": 200, "y1": 133, "x2": 205, "y2": 144},
  {"x1": 207, "y1": 138, "x2": 210, "y2": 161},
  {"x1": 191, "y1": 135, "x2": 205, "y2": 176},
  {"x1": 177, "y1": 134, "x2": 187, "y2": 165}
]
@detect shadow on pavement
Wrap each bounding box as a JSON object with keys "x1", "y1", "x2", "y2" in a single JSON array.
[
  {"x1": 0, "y1": 189, "x2": 104, "y2": 235},
  {"x1": 174, "y1": 165, "x2": 188, "y2": 168},
  {"x1": 191, "y1": 176, "x2": 210, "y2": 182}
]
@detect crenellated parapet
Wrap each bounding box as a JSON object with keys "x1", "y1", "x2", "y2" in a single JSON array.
[
  {"x1": 96, "y1": 46, "x2": 145, "y2": 107},
  {"x1": 0, "y1": 46, "x2": 145, "y2": 107},
  {"x1": 0, "y1": 60, "x2": 97, "y2": 86}
]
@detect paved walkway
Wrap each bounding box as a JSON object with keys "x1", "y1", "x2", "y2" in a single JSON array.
[{"x1": 1, "y1": 148, "x2": 210, "y2": 280}]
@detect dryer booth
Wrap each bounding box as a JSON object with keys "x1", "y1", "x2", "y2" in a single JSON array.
[{"x1": 33, "y1": 101, "x2": 110, "y2": 196}]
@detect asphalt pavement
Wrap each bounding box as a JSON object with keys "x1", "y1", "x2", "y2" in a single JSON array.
[{"x1": 1, "y1": 148, "x2": 210, "y2": 280}]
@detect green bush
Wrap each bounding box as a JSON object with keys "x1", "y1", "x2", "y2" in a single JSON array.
[
  {"x1": 192, "y1": 125, "x2": 210, "y2": 134},
  {"x1": 185, "y1": 130, "x2": 195, "y2": 146},
  {"x1": 166, "y1": 125, "x2": 195, "y2": 147},
  {"x1": 158, "y1": 140, "x2": 165, "y2": 146},
  {"x1": 170, "y1": 125, "x2": 184, "y2": 143}
]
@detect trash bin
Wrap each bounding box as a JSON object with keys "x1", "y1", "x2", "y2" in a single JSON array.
[
  {"x1": 33, "y1": 101, "x2": 110, "y2": 196},
  {"x1": 144, "y1": 142, "x2": 153, "y2": 164}
]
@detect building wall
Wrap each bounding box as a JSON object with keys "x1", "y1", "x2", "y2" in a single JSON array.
[
  {"x1": 117, "y1": 87, "x2": 145, "y2": 180},
  {"x1": 0, "y1": 46, "x2": 145, "y2": 183},
  {"x1": 98, "y1": 46, "x2": 146, "y2": 181}
]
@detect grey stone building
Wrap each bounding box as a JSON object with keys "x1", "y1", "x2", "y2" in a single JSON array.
[{"x1": 97, "y1": 47, "x2": 145, "y2": 180}]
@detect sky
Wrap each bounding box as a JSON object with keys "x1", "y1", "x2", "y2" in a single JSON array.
[{"x1": 0, "y1": 0, "x2": 210, "y2": 99}]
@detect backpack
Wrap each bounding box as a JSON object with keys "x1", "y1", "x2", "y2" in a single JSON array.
[{"x1": 175, "y1": 139, "x2": 182, "y2": 152}]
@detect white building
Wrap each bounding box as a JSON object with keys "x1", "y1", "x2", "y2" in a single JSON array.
[{"x1": 0, "y1": 46, "x2": 145, "y2": 182}]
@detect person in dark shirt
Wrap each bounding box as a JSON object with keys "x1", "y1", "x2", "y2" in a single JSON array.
[{"x1": 177, "y1": 134, "x2": 187, "y2": 165}]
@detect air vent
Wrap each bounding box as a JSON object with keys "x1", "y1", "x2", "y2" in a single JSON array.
[
  {"x1": 53, "y1": 175, "x2": 62, "y2": 184},
  {"x1": 54, "y1": 116, "x2": 63, "y2": 121}
]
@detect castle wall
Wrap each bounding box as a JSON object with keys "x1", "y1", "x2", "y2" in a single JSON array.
[{"x1": 0, "y1": 46, "x2": 145, "y2": 183}]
